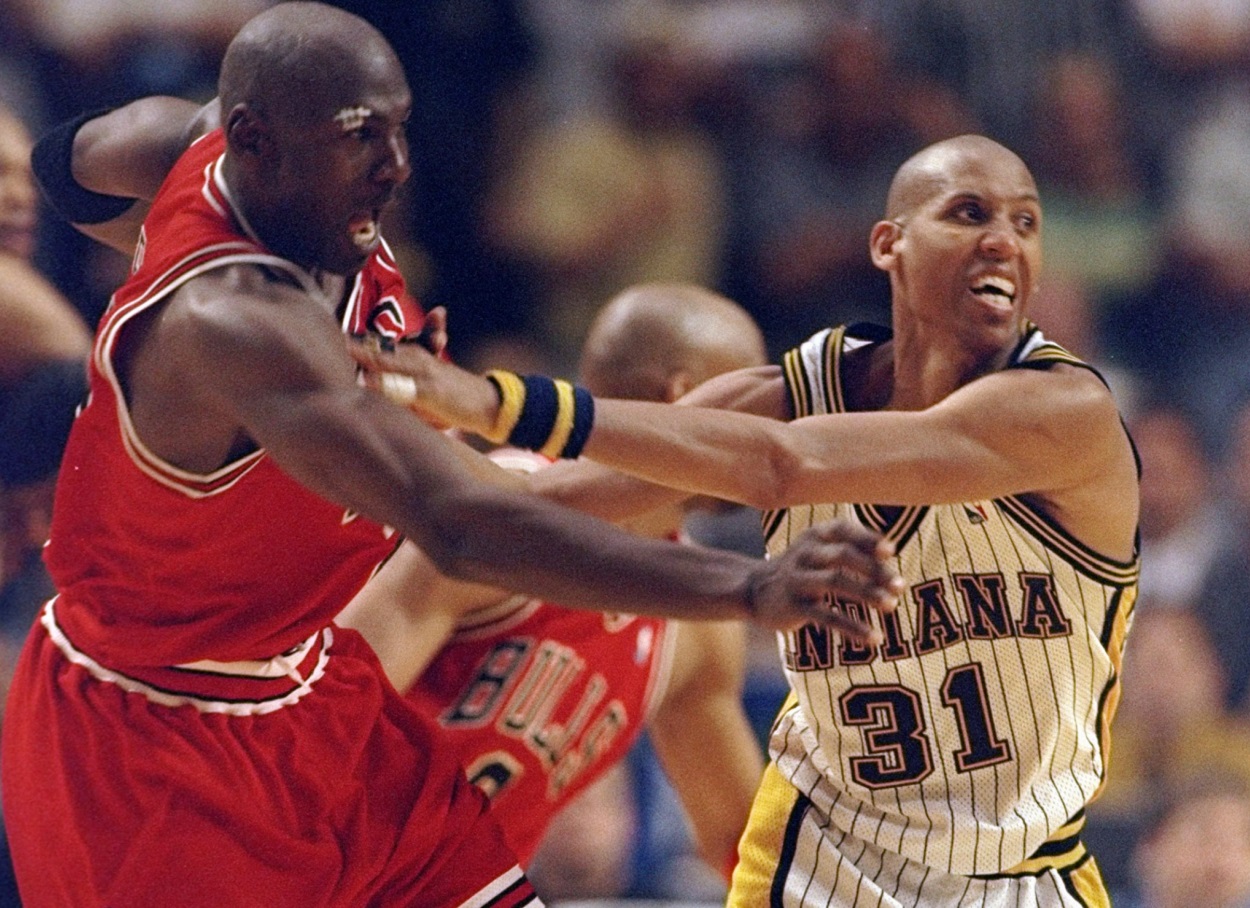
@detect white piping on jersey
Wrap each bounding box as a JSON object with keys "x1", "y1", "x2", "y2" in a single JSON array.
[
  {"x1": 452, "y1": 595, "x2": 543, "y2": 638},
  {"x1": 40, "y1": 598, "x2": 332, "y2": 716},
  {"x1": 456, "y1": 865, "x2": 539, "y2": 908},
  {"x1": 200, "y1": 162, "x2": 228, "y2": 219},
  {"x1": 178, "y1": 628, "x2": 322, "y2": 685},
  {"x1": 92, "y1": 155, "x2": 337, "y2": 499}
]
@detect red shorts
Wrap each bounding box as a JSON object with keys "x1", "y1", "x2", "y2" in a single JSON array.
[{"x1": 2, "y1": 603, "x2": 542, "y2": 907}]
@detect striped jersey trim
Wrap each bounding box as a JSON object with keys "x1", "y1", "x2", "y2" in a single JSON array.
[
  {"x1": 998, "y1": 496, "x2": 1139, "y2": 586},
  {"x1": 977, "y1": 812, "x2": 1088, "y2": 878},
  {"x1": 456, "y1": 865, "x2": 543, "y2": 908},
  {"x1": 1092, "y1": 585, "x2": 1136, "y2": 801},
  {"x1": 42, "y1": 598, "x2": 332, "y2": 715}
]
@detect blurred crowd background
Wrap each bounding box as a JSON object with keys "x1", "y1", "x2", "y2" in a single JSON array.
[{"x1": 5, "y1": 1, "x2": 1250, "y2": 906}]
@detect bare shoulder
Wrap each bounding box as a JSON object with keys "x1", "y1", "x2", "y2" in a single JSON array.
[
  {"x1": 124, "y1": 263, "x2": 351, "y2": 471},
  {"x1": 1002, "y1": 362, "x2": 1139, "y2": 561},
  {"x1": 662, "y1": 618, "x2": 748, "y2": 702}
]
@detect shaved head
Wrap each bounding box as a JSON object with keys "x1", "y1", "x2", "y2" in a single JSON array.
[
  {"x1": 580, "y1": 283, "x2": 767, "y2": 401},
  {"x1": 219, "y1": 2, "x2": 406, "y2": 125},
  {"x1": 885, "y1": 135, "x2": 1036, "y2": 222}
]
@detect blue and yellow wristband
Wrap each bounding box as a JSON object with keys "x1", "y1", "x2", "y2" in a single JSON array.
[{"x1": 484, "y1": 370, "x2": 595, "y2": 460}]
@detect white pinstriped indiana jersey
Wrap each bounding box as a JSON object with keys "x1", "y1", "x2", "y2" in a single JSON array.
[{"x1": 763, "y1": 323, "x2": 1138, "y2": 877}]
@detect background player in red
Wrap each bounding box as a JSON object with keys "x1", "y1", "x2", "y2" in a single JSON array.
[
  {"x1": 3, "y1": 3, "x2": 902, "y2": 906},
  {"x1": 341, "y1": 282, "x2": 771, "y2": 879}
]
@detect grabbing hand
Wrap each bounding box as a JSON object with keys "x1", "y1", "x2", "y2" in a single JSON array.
[
  {"x1": 349, "y1": 324, "x2": 498, "y2": 435},
  {"x1": 747, "y1": 519, "x2": 903, "y2": 641}
]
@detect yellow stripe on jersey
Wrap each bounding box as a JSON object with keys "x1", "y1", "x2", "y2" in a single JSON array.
[
  {"x1": 987, "y1": 813, "x2": 1087, "y2": 877},
  {"x1": 728, "y1": 761, "x2": 803, "y2": 908},
  {"x1": 1092, "y1": 585, "x2": 1137, "y2": 802},
  {"x1": 1062, "y1": 854, "x2": 1113, "y2": 908}
]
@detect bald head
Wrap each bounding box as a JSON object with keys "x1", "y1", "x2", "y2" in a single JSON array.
[
  {"x1": 579, "y1": 283, "x2": 767, "y2": 401},
  {"x1": 885, "y1": 135, "x2": 1036, "y2": 222},
  {"x1": 219, "y1": 2, "x2": 406, "y2": 125}
]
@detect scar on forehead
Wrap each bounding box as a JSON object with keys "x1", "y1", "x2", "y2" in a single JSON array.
[{"x1": 333, "y1": 106, "x2": 374, "y2": 131}]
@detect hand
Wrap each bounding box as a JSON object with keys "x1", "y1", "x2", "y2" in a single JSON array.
[
  {"x1": 412, "y1": 306, "x2": 448, "y2": 357},
  {"x1": 348, "y1": 332, "x2": 499, "y2": 436},
  {"x1": 746, "y1": 519, "x2": 903, "y2": 640}
]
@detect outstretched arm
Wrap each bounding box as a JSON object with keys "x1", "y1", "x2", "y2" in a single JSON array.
[
  {"x1": 166, "y1": 267, "x2": 901, "y2": 636},
  {"x1": 350, "y1": 340, "x2": 1139, "y2": 559}
]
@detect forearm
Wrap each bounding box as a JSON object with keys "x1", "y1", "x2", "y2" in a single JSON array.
[
  {"x1": 523, "y1": 458, "x2": 689, "y2": 523},
  {"x1": 33, "y1": 97, "x2": 206, "y2": 255},
  {"x1": 265, "y1": 392, "x2": 765, "y2": 623},
  {"x1": 71, "y1": 97, "x2": 205, "y2": 200},
  {"x1": 650, "y1": 692, "x2": 764, "y2": 879},
  {"x1": 585, "y1": 398, "x2": 795, "y2": 510}
]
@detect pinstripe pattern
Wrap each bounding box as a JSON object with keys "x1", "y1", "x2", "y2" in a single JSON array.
[
  {"x1": 731, "y1": 764, "x2": 1111, "y2": 908},
  {"x1": 750, "y1": 324, "x2": 1136, "y2": 899}
]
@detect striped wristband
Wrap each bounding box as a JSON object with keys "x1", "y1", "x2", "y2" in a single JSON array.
[{"x1": 484, "y1": 370, "x2": 595, "y2": 459}]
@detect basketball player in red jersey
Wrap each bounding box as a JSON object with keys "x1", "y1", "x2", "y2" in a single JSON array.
[
  {"x1": 341, "y1": 283, "x2": 771, "y2": 878},
  {"x1": 2, "y1": 4, "x2": 902, "y2": 906}
]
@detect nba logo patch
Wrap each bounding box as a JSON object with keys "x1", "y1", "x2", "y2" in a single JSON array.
[{"x1": 964, "y1": 502, "x2": 988, "y2": 525}]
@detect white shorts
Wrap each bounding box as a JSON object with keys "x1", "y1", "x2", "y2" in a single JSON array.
[{"x1": 729, "y1": 763, "x2": 1109, "y2": 908}]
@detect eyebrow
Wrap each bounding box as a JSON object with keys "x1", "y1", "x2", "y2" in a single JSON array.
[
  {"x1": 943, "y1": 191, "x2": 1041, "y2": 207},
  {"x1": 333, "y1": 106, "x2": 374, "y2": 131}
]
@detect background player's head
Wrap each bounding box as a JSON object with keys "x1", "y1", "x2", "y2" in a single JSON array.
[
  {"x1": 0, "y1": 104, "x2": 37, "y2": 260},
  {"x1": 871, "y1": 134, "x2": 1042, "y2": 357},
  {"x1": 579, "y1": 282, "x2": 767, "y2": 403},
  {"x1": 218, "y1": 2, "x2": 411, "y2": 276},
  {"x1": 579, "y1": 282, "x2": 767, "y2": 529}
]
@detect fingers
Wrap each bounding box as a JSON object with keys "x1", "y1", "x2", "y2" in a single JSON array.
[
  {"x1": 347, "y1": 334, "x2": 437, "y2": 376},
  {"x1": 793, "y1": 520, "x2": 904, "y2": 609},
  {"x1": 418, "y1": 307, "x2": 449, "y2": 356}
]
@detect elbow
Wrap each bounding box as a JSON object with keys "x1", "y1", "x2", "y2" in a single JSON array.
[
  {"x1": 416, "y1": 523, "x2": 488, "y2": 585},
  {"x1": 739, "y1": 442, "x2": 804, "y2": 511},
  {"x1": 408, "y1": 487, "x2": 537, "y2": 587}
]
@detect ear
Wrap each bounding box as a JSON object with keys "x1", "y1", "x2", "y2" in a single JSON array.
[
  {"x1": 869, "y1": 220, "x2": 902, "y2": 271},
  {"x1": 224, "y1": 105, "x2": 272, "y2": 161}
]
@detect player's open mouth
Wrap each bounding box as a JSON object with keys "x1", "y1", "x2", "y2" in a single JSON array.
[
  {"x1": 970, "y1": 276, "x2": 1016, "y2": 307},
  {"x1": 349, "y1": 214, "x2": 379, "y2": 250}
]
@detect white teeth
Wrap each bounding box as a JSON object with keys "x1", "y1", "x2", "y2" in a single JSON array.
[
  {"x1": 352, "y1": 220, "x2": 378, "y2": 248},
  {"x1": 974, "y1": 276, "x2": 1016, "y2": 299}
]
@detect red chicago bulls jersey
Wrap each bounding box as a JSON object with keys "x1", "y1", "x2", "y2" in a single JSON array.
[
  {"x1": 43, "y1": 128, "x2": 427, "y2": 668},
  {"x1": 406, "y1": 449, "x2": 678, "y2": 863},
  {"x1": 4, "y1": 128, "x2": 537, "y2": 907}
]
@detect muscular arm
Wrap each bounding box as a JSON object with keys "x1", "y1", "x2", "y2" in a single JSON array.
[
  {"x1": 54, "y1": 97, "x2": 214, "y2": 253},
  {"x1": 149, "y1": 266, "x2": 899, "y2": 630},
  {"x1": 351, "y1": 341, "x2": 1139, "y2": 559},
  {"x1": 520, "y1": 367, "x2": 786, "y2": 523},
  {"x1": 648, "y1": 619, "x2": 764, "y2": 881},
  {"x1": 585, "y1": 365, "x2": 1138, "y2": 557}
]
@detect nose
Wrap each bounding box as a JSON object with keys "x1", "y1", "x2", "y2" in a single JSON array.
[
  {"x1": 978, "y1": 218, "x2": 1020, "y2": 260},
  {"x1": 375, "y1": 129, "x2": 411, "y2": 188}
]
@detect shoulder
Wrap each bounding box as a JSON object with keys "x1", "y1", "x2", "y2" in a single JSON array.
[{"x1": 159, "y1": 264, "x2": 341, "y2": 377}]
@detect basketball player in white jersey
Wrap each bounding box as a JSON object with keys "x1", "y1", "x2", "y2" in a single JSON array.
[{"x1": 354, "y1": 134, "x2": 1140, "y2": 907}]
